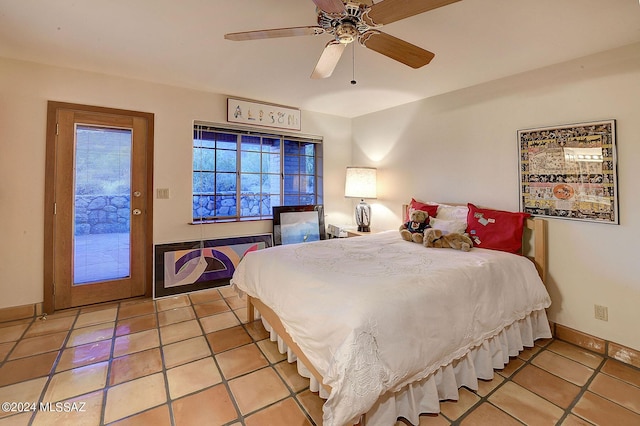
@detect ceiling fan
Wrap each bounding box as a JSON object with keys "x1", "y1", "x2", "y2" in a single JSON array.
[{"x1": 224, "y1": 0, "x2": 461, "y2": 79}]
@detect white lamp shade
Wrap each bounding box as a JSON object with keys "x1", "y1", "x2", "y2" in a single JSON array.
[{"x1": 344, "y1": 167, "x2": 377, "y2": 199}]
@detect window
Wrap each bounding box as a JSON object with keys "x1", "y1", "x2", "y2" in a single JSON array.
[{"x1": 193, "y1": 123, "x2": 323, "y2": 222}]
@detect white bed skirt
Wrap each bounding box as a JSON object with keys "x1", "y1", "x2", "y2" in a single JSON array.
[{"x1": 258, "y1": 308, "x2": 552, "y2": 426}]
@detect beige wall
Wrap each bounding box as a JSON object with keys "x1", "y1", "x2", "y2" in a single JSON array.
[
  {"x1": 0, "y1": 57, "x2": 353, "y2": 309},
  {"x1": 352, "y1": 43, "x2": 640, "y2": 351},
  {"x1": 2, "y1": 42, "x2": 639, "y2": 351}
]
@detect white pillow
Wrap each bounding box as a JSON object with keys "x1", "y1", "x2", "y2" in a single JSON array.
[
  {"x1": 436, "y1": 204, "x2": 469, "y2": 223},
  {"x1": 429, "y1": 217, "x2": 467, "y2": 235}
]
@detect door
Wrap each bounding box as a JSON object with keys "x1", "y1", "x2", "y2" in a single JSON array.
[{"x1": 44, "y1": 102, "x2": 154, "y2": 312}]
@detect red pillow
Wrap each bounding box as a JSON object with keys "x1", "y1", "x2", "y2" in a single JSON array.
[
  {"x1": 405, "y1": 198, "x2": 439, "y2": 222},
  {"x1": 466, "y1": 203, "x2": 530, "y2": 254}
]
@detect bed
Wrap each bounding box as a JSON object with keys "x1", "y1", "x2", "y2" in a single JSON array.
[{"x1": 230, "y1": 203, "x2": 552, "y2": 426}]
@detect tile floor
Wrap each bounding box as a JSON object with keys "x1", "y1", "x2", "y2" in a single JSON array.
[{"x1": 1, "y1": 286, "x2": 639, "y2": 426}]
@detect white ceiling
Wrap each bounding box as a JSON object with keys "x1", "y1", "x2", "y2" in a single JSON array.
[{"x1": 1, "y1": 0, "x2": 639, "y2": 118}]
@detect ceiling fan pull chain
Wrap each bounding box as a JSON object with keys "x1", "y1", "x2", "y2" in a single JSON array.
[{"x1": 351, "y1": 43, "x2": 357, "y2": 85}]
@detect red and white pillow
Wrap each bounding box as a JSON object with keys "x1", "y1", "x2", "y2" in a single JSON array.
[
  {"x1": 404, "y1": 198, "x2": 438, "y2": 222},
  {"x1": 435, "y1": 204, "x2": 469, "y2": 223},
  {"x1": 429, "y1": 217, "x2": 467, "y2": 235},
  {"x1": 466, "y1": 203, "x2": 530, "y2": 254}
]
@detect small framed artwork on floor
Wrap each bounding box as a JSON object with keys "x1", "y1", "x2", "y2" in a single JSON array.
[{"x1": 272, "y1": 205, "x2": 326, "y2": 245}]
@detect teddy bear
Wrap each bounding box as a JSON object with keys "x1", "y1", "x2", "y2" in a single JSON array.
[
  {"x1": 423, "y1": 228, "x2": 473, "y2": 252},
  {"x1": 399, "y1": 209, "x2": 430, "y2": 243}
]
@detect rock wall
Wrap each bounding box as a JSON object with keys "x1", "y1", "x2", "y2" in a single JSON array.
[{"x1": 75, "y1": 195, "x2": 130, "y2": 235}]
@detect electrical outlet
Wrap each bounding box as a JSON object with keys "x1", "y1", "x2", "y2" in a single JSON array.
[{"x1": 594, "y1": 304, "x2": 608, "y2": 321}]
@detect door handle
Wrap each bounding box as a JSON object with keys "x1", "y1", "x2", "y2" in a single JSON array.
[{"x1": 132, "y1": 209, "x2": 142, "y2": 216}]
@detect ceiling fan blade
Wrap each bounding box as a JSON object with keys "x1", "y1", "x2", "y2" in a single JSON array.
[
  {"x1": 311, "y1": 0, "x2": 346, "y2": 14},
  {"x1": 360, "y1": 30, "x2": 435, "y2": 68},
  {"x1": 311, "y1": 41, "x2": 346, "y2": 79},
  {"x1": 365, "y1": 0, "x2": 461, "y2": 26},
  {"x1": 225, "y1": 26, "x2": 325, "y2": 41}
]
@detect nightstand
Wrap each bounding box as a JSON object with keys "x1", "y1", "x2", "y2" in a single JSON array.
[
  {"x1": 327, "y1": 224, "x2": 386, "y2": 238},
  {"x1": 345, "y1": 228, "x2": 382, "y2": 237}
]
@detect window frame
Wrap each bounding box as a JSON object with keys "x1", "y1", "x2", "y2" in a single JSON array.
[{"x1": 192, "y1": 122, "x2": 323, "y2": 223}]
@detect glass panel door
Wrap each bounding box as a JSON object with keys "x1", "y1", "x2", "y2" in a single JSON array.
[
  {"x1": 73, "y1": 125, "x2": 132, "y2": 284},
  {"x1": 46, "y1": 103, "x2": 151, "y2": 311}
]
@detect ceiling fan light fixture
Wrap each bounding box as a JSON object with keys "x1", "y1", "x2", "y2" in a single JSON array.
[{"x1": 335, "y1": 22, "x2": 358, "y2": 44}]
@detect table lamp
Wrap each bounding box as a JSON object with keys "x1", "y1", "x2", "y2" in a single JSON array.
[{"x1": 344, "y1": 167, "x2": 377, "y2": 232}]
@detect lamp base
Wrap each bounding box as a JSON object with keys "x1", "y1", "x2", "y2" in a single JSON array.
[{"x1": 355, "y1": 199, "x2": 371, "y2": 233}]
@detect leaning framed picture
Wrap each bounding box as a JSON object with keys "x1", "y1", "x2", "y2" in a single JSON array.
[
  {"x1": 154, "y1": 234, "x2": 273, "y2": 298},
  {"x1": 517, "y1": 119, "x2": 618, "y2": 224},
  {"x1": 272, "y1": 205, "x2": 326, "y2": 245}
]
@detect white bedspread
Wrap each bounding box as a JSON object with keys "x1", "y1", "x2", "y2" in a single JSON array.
[{"x1": 231, "y1": 231, "x2": 551, "y2": 426}]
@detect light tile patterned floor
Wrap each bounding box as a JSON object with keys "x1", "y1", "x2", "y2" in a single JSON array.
[{"x1": 0, "y1": 286, "x2": 639, "y2": 425}]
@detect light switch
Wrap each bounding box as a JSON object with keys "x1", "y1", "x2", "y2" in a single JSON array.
[{"x1": 156, "y1": 188, "x2": 170, "y2": 199}]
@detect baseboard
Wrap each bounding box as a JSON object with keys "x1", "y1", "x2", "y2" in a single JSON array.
[
  {"x1": 550, "y1": 321, "x2": 640, "y2": 369},
  {"x1": 0, "y1": 302, "x2": 43, "y2": 323}
]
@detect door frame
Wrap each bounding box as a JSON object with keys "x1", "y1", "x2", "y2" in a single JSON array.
[{"x1": 43, "y1": 101, "x2": 154, "y2": 314}]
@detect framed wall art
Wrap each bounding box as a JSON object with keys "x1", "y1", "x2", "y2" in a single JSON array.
[
  {"x1": 227, "y1": 98, "x2": 301, "y2": 131},
  {"x1": 518, "y1": 119, "x2": 618, "y2": 224},
  {"x1": 154, "y1": 234, "x2": 273, "y2": 298},
  {"x1": 272, "y1": 205, "x2": 326, "y2": 245}
]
